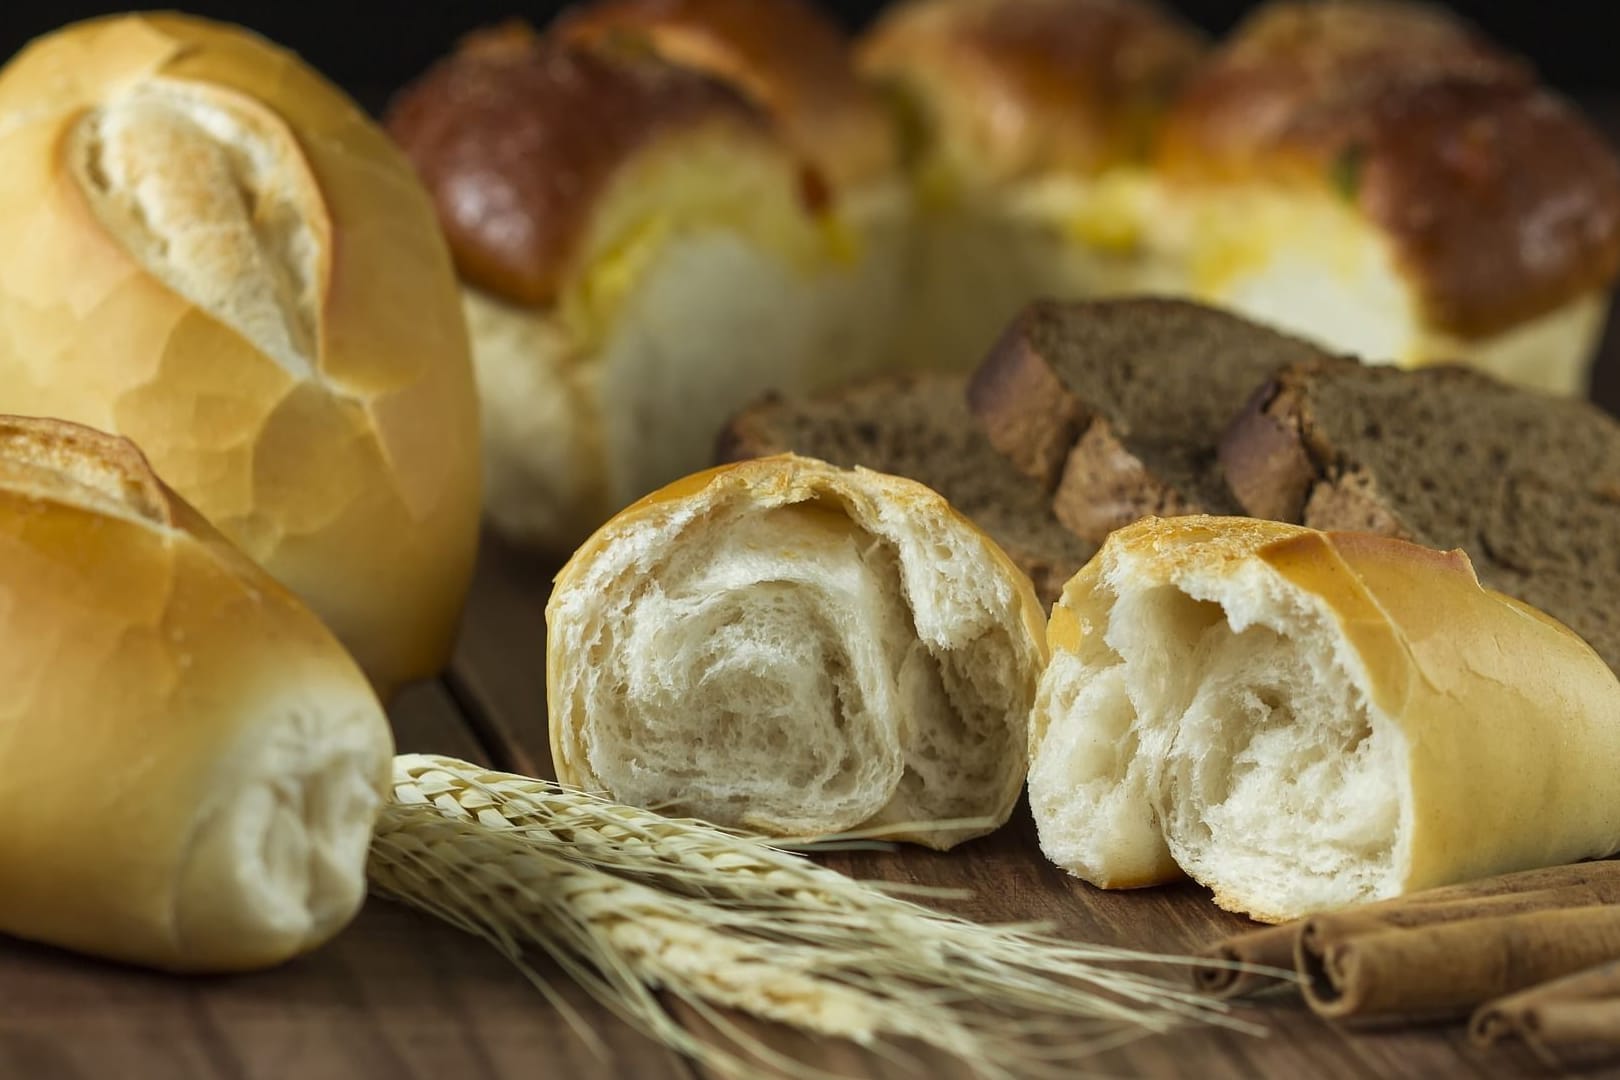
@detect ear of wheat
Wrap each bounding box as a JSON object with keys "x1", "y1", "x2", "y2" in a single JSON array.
[{"x1": 367, "y1": 754, "x2": 1276, "y2": 1080}]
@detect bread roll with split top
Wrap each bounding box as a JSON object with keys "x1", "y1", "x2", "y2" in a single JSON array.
[
  {"x1": 1157, "y1": 0, "x2": 1620, "y2": 393},
  {"x1": 389, "y1": 10, "x2": 908, "y2": 554},
  {"x1": 0, "y1": 416, "x2": 392, "y2": 973},
  {"x1": 1028, "y1": 516, "x2": 1620, "y2": 923},
  {"x1": 546, "y1": 454, "x2": 1046, "y2": 848},
  {"x1": 0, "y1": 14, "x2": 482, "y2": 699}
]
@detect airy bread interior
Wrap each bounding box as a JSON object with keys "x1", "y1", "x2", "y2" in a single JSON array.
[
  {"x1": 69, "y1": 77, "x2": 329, "y2": 379},
  {"x1": 175, "y1": 690, "x2": 385, "y2": 963},
  {"x1": 1029, "y1": 546, "x2": 1411, "y2": 919},
  {"x1": 549, "y1": 468, "x2": 1037, "y2": 846}
]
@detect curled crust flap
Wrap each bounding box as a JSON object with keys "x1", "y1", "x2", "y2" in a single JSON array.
[
  {"x1": 1159, "y1": 1, "x2": 1620, "y2": 336},
  {"x1": 555, "y1": 0, "x2": 896, "y2": 191},
  {"x1": 859, "y1": 0, "x2": 1205, "y2": 188},
  {"x1": 0, "y1": 415, "x2": 174, "y2": 528},
  {"x1": 385, "y1": 22, "x2": 776, "y2": 307}
]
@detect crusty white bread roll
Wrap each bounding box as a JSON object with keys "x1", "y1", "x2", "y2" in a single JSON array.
[
  {"x1": 0, "y1": 14, "x2": 482, "y2": 699},
  {"x1": 553, "y1": 0, "x2": 897, "y2": 195},
  {"x1": 1029, "y1": 516, "x2": 1620, "y2": 923},
  {"x1": 389, "y1": 13, "x2": 907, "y2": 554},
  {"x1": 1157, "y1": 1, "x2": 1620, "y2": 393},
  {"x1": 546, "y1": 454, "x2": 1046, "y2": 848},
  {"x1": 0, "y1": 416, "x2": 393, "y2": 972},
  {"x1": 859, "y1": 0, "x2": 1205, "y2": 372}
]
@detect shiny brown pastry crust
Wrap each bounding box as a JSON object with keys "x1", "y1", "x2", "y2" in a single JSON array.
[
  {"x1": 385, "y1": 22, "x2": 773, "y2": 307},
  {"x1": 1159, "y1": 1, "x2": 1620, "y2": 337},
  {"x1": 554, "y1": 0, "x2": 895, "y2": 191},
  {"x1": 858, "y1": 0, "x2": 1206, "y2": 187}
]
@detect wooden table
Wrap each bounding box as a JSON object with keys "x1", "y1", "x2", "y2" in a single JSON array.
[{"x1": 3, "y1": 513, "x2": 1616, "y2": 1080}]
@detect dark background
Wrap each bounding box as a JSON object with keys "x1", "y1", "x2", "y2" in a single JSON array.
[{"x1": 0, "y1": 4, "x2": 1608, "y2": 102}]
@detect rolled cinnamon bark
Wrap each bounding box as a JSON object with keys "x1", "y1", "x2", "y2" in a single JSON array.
[
  {"x1": 1299, "y1": 905, "x2": 1620, "y2": 1020},
  {"x1": 1195, "y1": 925, "x2": 1299, "y2": 998},
  {"x1": 1197, "y1": 860, "x2": 1620, "y2": 998},
  {"x1": 1471, "y1": 960, "x2": 1620, "y2": 1049}
]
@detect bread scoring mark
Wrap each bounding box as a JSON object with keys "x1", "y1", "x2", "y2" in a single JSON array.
[
  {"x1": 68, "y1": 77, "x2": 329, "y2": 380},
  {"x1": 0, "y1": 415, "x2": 173, "y2": 527}
]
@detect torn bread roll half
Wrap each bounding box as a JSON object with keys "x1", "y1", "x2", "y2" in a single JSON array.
[
  {"x1": 859, "y1": 0, "x2": 1206, "y2": 371},
  {"x1": 1029, "y1": 516, "x2": 1620, "y2": 924},
  {"x1": 0, "y1": 14, "x2": 482, "y2": 699},
  {"x1": 389, "y1": 10, "x2": 907, "y2": 554},
  {"x1": 547, "y1": 454, "x2": 1046, "y2": 848},
  {"x1": 1157, "y1": 1, "x2": 1620, "y2": 393},
  {"x1": 0, "y1": 416, "x2": 393, "y2": 972}
]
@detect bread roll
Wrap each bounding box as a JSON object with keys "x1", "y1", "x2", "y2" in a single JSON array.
[
  {"x1": 389, "y1": 14, "x2": 907, "y2": 554},
  {"x1": 1158, "y1": 1, "x2": 1620, "y2": 393},
  {"x1": 1029, "y1": 516, "x2": 1620, "y2": 923},
  {"x1": 0, "y1": 416, "x2": 393, "y2": 972},
  {"x1": 546, "y1": 454, "x2": 1046, "y2": 848},
  {"x1": 554, "y1": 0, "x2": 897, "y2": 192},
  {"x1": 0, "y1": 14, "x2": 482, "y2": 699},
  {"x1": 859, "y1": 0, "x2": 1206, "y2": 370}
]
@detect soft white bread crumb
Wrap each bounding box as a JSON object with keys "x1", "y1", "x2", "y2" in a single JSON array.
[
  {"x1": 70, "y1": 77, "x2": 326, "y2": 380},
  {"x1": 547, "y1": 455, "x2": 1046, "y2": 848},
  {"x1": 173, "y1": 692, "x2": 388, "y2": 965},
  {"x1": 1030, "y1": 516, "x2": 1620, "y2": 923}
]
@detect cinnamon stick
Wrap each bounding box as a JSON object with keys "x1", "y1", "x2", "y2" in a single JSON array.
[
  {"x1": 1299, "y1": 904, "x2": 1620, "y2": 1020},
  {"x1": 1471, "y1": 960, "x2": 1620, "y2": 1049},
  {"x1": 1195, "y1": 860, "x2": 1620, "y2": 999},
  {"x1": 1194, "y1": 925, "x2": 1299, "y2": 998}
]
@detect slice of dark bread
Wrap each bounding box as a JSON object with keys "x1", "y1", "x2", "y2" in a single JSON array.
[
  {"x1": 1220, "y1": 360, "x2": 1620, "y2": 672},
  {"x1": 967, "y1": 298, "x2": 1336, "y2": 543},
  {"x1": 717, "y1": 373, "x2": 1095, "y2": 605}
]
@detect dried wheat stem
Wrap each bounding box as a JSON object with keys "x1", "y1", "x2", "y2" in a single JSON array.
[{"x1": 368, "y1": 754, "x2": 1264, "y2": 1079}]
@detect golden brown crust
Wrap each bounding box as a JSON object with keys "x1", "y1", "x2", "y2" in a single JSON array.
[
  {"x1": 0, "y1": 414, "x2": 393, "y2": 974},
  {"x1": 0, "y1": 13, "x2": 482, "y2": 698},
  {"x1": 554, "y1": 0, "x2": 895, "y2": 192},
  {"x1": 386, "y1": 21, "x2": 774, "y2": 306},
  {"x1": 859, "y1": 0, "x2": 1205, "y2": 188},
  {"x1": 0, "y1": 415, "x2": 174, "y2": 527},
  {"x1": 1159, "y1": 1, "x2": 1620, "y2": 336}
]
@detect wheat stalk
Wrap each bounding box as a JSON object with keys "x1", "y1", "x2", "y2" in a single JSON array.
[{"x1": 367, "y1": 753, "x2": 1267, "y2": 1079}]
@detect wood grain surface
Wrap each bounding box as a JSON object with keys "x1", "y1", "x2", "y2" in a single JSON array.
[
  {"x1": 8, "y1": 117, "x2": 1620, "y2": 1080},
  {"x1": 4, "y1": 531, "x2": 1615, "y2": 1080}
]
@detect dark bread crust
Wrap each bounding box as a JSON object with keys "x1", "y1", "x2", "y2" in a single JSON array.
[
  {"x1": 858, "y1": 0, "x2": 1205, "y2": 187},
  {"x1": 968, "y1": 297, "x2": 1332, "y2": 544},
  {"x1": 554, "y1": 0, "x2": 895, "y2": 192},
  {"x1": 1219, "y1": 360, "x2": 1620, "y2": 671},
  {"x1": 385, "y1": 22, "x2": 772, "y2": 306},
  {"x1": 1159, "y1": 1, "x2": 1620, "y2": 337},
  {"x1": 719, "y1": 373, "x2": 1093, "y2": 604}
]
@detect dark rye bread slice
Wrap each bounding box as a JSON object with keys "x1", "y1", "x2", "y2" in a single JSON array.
[
  {"x1": 717, "y1": 373, "x2": 1094, "y2": 605},
  {"x1": 967, "y1": 298, "x2": 1336, "y2": 543},
  {"x1": 1220, "y1": 360, "x2": 1620, "y2": 673}
]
